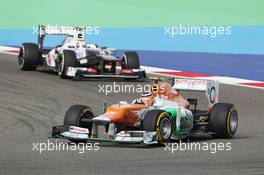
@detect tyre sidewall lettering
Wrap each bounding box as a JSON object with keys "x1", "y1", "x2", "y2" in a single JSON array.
[
  {"x1": 226, "y1": 108, "x2": 237, "y2": 136},
  {"x1": 155, "y1": 112, "x2": 168, "y2": 143}
]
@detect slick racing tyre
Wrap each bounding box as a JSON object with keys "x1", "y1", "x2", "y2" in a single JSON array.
[
  {"x1": 142, "y1": 110, "x2": 172, "y2": 144},
  {"x1": 209, "y1": 103, "x2": 238, "y2": 139},
  {"x1": 64, "y1": 105, "x2": 94, "y2": 142},
  {"x1": 121, "y1": 51, "x2": 140, "y2": 69},
  {"x1": 18, "y1": 43, "x2": 40, "y2": 70},
  {"x1": 58, "y1": 50, "x2": 77, "y2": 79},
  {"x1": 64, "y1": 105, "x2": 94, "y2": 132}
]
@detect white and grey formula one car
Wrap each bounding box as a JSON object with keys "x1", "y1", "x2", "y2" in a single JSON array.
[{"x1": 18, "y1": 25, "x2": 146, "y2": 79}]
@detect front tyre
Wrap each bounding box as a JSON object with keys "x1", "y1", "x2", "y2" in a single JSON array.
[
  {"x1": 142, "y1": 110, "x2": 172, "y2": 144},
  {"x1": 209, "y1": 103, "x2": 238, "y2": 139},
  {"x1": 63, "y1": 105, "x2": 94, "y2": 143},
  {"x1": 18, "y1": 43, "x2": 40, "y2": 70},
  {"x1": 64, "y1": 105, "x2": 93, "y2": 130},
  {"x1": 58, "y1": 50, "x2": 77, "y2": 79}
]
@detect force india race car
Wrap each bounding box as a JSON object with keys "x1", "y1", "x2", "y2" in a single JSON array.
[
  {"x1": 52, "y1": 77, "x2": 239, "y2": 145},
  {"x1": 18, "y1": 25, "x2": 146, "y2": 79}
]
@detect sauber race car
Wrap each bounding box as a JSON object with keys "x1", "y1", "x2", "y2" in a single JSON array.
[
  {"x1": 18, "y1": 25, "x2": 146, "y2": 79},
  {"x1": 52, "y1": 77, "x2": 238, "y2": 145}
]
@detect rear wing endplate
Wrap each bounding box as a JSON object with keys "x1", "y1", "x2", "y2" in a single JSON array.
[{"x1": 172, "y1": 77, "x2": 219, "y2": 108}]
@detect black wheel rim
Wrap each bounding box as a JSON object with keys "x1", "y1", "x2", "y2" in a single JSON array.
[
  {"x1": 18, "y1": 48, "x2": 24, "y2": 68},
  {"x1": 58, "y1": 57, "x2": 64, "y2": 75}
]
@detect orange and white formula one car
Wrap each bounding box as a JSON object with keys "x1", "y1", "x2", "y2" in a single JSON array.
[{"x1": 52, "y1": 77, "x2": 238, "y2": 145}]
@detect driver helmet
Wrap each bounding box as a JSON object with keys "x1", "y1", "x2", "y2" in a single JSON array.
[
  {"x1": 140, "y1": 92, "x2": 154, "y2": 106},
  {"x1": 132, "y1": 92, "x2": 154, "y2": 106}
]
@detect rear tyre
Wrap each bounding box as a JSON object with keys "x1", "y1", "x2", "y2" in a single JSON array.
[
  {"x1": 142, "y1": 110, "x2": 172, "y2": 144},
  {"x1": 58, "y1": 50, "x2": 77, "y2": 79},
  {"x1": 18, "y1": 43, "x2": 40, "y2": 70},
  {"x1": 121, "y1": 51, "x2": 140, "y2": 69},
  {"x1": 63, "y1": 105, "x2": 94, "y2": 142},
  {"x1": 209, "y1": 103, "x2": 238, "y2": 139}
]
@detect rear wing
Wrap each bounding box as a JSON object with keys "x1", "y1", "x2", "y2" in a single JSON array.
[
  {"x1": 37, "y1": 25, "x2": 85, "y2": 50},
  {"x1": 38, "y1": 25, "x2": 85, "y2": 36},
  {"x1": 172, "y1": 77, "x2": 219, "y2": 108}
]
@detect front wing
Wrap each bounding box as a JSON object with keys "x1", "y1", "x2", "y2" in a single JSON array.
[
  {"x1": 52, "y1": 125, "x2": 158, "y2": 145},
  {"x1": 66, "y1": 67, "x2": 146, "y2": 79}
]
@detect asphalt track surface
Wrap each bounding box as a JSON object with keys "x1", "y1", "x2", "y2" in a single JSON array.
[{"x1": 0, "y1": 53, "x2": 264, "y2": 175}]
